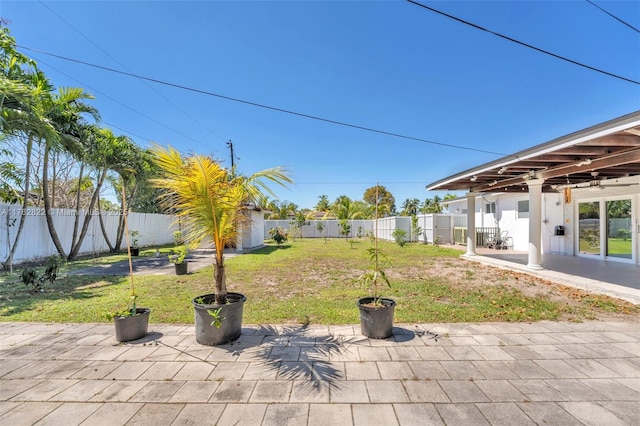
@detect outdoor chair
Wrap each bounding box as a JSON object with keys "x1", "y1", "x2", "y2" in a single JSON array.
[{"x1": 488, "y1": 231, "x2": 512, "y2": 250}]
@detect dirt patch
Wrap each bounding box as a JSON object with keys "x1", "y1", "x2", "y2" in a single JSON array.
[{"x1": 402, "y1": 257, "x2": 639, "y2": 322}]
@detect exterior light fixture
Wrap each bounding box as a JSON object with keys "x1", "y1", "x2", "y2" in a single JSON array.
[
  {"x1": 489, "y1": 180, "x2": 498, "y2": 186},
  {"x1": 470, "y1": 175, "x2": 478, "y2": 182},
  {"x1": 498, "y1": 167, "x2": 507, "y2": 175}
]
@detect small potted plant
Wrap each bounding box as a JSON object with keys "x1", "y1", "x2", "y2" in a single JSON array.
[
  {"x1": 356, "y1": 185, "x2": 395, "y2": 339},
  {"x1": 357, "y1": 245, "x2": 396, "y2": 339},
  {"x1": 110, "y1": 189, "x2": 149, "y2": 342},
  {"x1": 129, "y1": 230, "x2": 140, "y2": 256},
  {"x1": 169, "y1": 244, "x2": 189, "y2": 275}
]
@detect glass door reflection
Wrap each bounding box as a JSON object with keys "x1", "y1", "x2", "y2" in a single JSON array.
[
  {"x1": 606, "y1": 199, "x2": 632, "y2": 259},
  {"x1": 578, "y1": 202, "x2": 600, "y2": 255}
]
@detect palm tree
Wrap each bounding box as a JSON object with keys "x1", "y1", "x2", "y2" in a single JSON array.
[
  {"x1": 1, "y1": 68, "x2": 58, "y2": 267},
  {"x1": 401, "y1": 198, "x2": 420, "y2": 216},
  {"x1": 315, "y1": 194, "x2": 330, "y2": 212},
  {"x1": 332, "y1": 195, "x2": 367, "y2": 220},
  {"x1": 40, "y1": 87, "x2": 99, "y2": 257},
  {"x1": 420, "y1": 195, "x2": 443, "y2": 214},
  {"x1": 151, "y1": 144, "x2": 292, "y2": 305},
  {"x1": 68, "y1": 128, "x2": 139, "y2": 260}
]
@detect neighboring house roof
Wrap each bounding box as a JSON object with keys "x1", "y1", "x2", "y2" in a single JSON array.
[{"x1": 427, "y1": 110, "x2": 640, "y2": 193}]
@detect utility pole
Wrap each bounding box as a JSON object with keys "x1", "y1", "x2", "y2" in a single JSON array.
[{"x1": 226, "y1": 140, "x2": 235, "y2": 168}]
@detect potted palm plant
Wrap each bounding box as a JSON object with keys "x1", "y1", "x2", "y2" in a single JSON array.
[
  {"x1": 356, "y1": 185, "x2": 395, "y2": 339},
  {"x1": 151, "y1": 144, "x2": 291, "y2": 346}
]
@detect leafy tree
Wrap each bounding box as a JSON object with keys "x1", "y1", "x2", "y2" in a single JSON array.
[
  {"x1": 289, "y1": 211, "x2": 309, "y2": 239},
  {"x1": 363, "y1": 185, "x2": 395, "y2": 216},
  {"x1": 338, "y1": 219, "x2": 351, "y2": 239},
  {"x1": 411, "y1": 215, "x2": 422, "y2": 242}
]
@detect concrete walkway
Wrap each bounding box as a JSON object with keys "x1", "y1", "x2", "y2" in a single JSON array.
[
  {"x1": 68, "y1": 248, "x2": 238, "y2": 277},
  {"x1": 1, "y1": 321, "x2": 639, "y2": 425}
]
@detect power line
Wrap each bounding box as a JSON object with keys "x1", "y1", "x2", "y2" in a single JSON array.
[
  {"x1": 37, "y1": 0, "x2": 228, "y2": 143},
  {"x1": 36, "y1": 57, "x2": 211, "y2": 148},
  {"x1": 586, "y1": 0, "x2": 640, "y2": 34},
  {"x1": 406, "y1": 0, "x2": 640, "y2": 86},
  {"x1": 17, "y1": 45, "x2": 512, "y2": 158}
]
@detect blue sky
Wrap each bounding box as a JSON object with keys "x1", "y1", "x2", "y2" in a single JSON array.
[{"x1": 3, "y1": 1, "x2": 639, "y2": 210}]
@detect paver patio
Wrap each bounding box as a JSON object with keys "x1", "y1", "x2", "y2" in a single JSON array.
[{"x1": 0, "y1": 320, "x2": 638, "y2": 425}]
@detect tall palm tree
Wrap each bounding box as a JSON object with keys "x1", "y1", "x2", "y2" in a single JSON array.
[
  {"x1": 151, "y1": 145, "x2": 292, "y2": 304},
  {"x1": 68, "y1": 128, "x2": 139, "y2": 260},
  {"x1": 41, "y1": 86, "x2": 99, "y2": 257},
  {"x1": 1, "y1": 69, "x2": 58, "y2": 266}
]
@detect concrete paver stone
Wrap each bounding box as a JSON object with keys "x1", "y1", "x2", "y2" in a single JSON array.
[{"x1": 1, "y1": 320, "x2": 639, "y2": 425}]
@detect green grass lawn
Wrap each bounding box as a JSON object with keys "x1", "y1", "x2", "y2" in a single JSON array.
[{"x1": 1, "y1": 239, "x2": 637, "y2": 324}]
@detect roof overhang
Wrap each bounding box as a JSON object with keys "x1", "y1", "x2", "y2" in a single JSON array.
[{"x1": 426, "y1": 110, "x2": 640, "y2": 194}]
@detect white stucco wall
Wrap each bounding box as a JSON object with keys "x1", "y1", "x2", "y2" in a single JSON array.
[{"x1": 239, "y1": 209, "x2": 266, "y2": 251}]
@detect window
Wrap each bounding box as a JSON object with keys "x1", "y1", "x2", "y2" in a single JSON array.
[
  {"x1": 517, "y1": 200, "x2": 529, "y2": 219},
  {"x1": 485, "y1": 202, "x2": 496, "y2": 214}
]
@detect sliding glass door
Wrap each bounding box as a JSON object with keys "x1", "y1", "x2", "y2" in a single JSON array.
[
  {"x1": 606, "y1": 199, "x2": 632, "y2": 259},
  {"x1": 578, "y1": 201, "x2": 600, "y2": 256},
  {"x1": 578, "y1": 198, "x2": 635, "y2": 262}
]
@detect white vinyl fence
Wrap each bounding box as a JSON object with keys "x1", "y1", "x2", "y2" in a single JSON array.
[
  {"x1": 1, "y1": 203, "x2": 178, "y2": 264},
  {"x1": 265, "y1": 214, "x2": 454, "y2": 244}
]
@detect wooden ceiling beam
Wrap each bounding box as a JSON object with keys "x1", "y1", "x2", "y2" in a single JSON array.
[
  {"x1": 579, "y1": 135, "x2": 640, "y2": 146},
  {"x1": 471, "y1": 148, "x2": 640, "y2": 192}
]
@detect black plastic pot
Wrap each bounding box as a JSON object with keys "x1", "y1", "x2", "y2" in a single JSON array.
[
  {"x1": 130, "y1": 247, "x2": 140, "y2": 256},
  {"x1": 193, "y1": 292, "x2": 246, "y2": 346},
  {"x1": 174, "y1": 262, "x2": 188, "y2": 275},
  {"x1": 114, "y1": 308, "x2": 150, "y2": 342},
  {"x1": 357, "y1": 297, "x2": 396, "y2": 339}
]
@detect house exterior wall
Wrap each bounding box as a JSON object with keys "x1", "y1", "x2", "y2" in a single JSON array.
[
  {"x1": 567, "y1": 175, "x2": 639, "y2": 264},
  {"x1": 437, "y1": 177, "x2": 639, "y2": 264},
  {"x1": 443, "y1": 193, "x2": 565, "y2": 252}
]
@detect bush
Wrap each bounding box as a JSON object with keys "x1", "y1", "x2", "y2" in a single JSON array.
[
  {"x1": 392, "y1": 228, "x2": 407, "y2": 247},
  {"x1": 269, "y1": 227, "x2": 288, "y2": 245}
]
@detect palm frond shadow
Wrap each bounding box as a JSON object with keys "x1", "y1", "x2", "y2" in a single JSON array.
[{"x1": 252, "y1": 324, "x2": 349, "y2": 390}]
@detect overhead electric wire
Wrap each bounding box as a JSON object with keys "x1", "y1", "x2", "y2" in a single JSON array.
[
  {"x1": 17, "y1": 45, "x2": 512, "y2": 158},
  {"x1": 37, "y1": 57, "x2": 210, "y2": 148},
  {"x1": 406, "y1": 0, "x2": 640, "y2": 86},
  {"x1": 585, "y1": 0, "x2": 640, "y2": 34},
  {"x1": 101, "y1": 120, "x2": 150, "y2": 143},
  {"x1": 37, "y1": 0, "x2": 228, "y2": 144}
]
